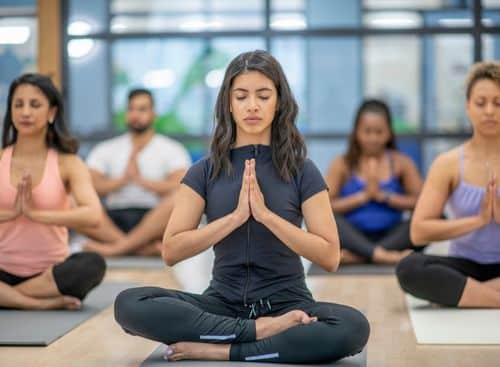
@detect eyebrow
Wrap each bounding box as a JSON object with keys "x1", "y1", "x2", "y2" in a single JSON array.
[{"x1": 233, "y1": 87, "x2": 273, "y2": 92}]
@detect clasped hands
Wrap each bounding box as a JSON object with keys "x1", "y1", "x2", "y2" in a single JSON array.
[
  {"x1": 12, "y1": 171, "x2": 35, "y2": 219},
  {"x1": 233, "y1": 159, "x2": 270, "y2": 225},
  {"x1": 479, "y1": 172, "x2": 500, "y2": 225}
]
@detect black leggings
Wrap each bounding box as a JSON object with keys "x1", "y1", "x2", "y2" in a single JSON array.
[
  {"x1": 396, "y1": 253, "x2": 500, "y2": 306},
  {"x1": 0, "y1": 252, "x2": 106, "y2": 301},
  {"x1": 335, "y1": 214, "x2": 417, "y2": 260},
  {"x1": 114, "y1": 285, "x2": 369, "y2": 364}
]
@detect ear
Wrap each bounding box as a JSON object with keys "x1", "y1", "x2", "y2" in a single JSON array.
[{"x1": 49, "y1": 106, "x2": 57, "y2": 124}]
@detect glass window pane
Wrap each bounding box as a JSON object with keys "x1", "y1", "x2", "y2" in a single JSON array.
[
  {"x1": 68, "y1": 0, "x2": 107, "y2": 35},
  {"x1": 0, "y1": 17, "x2": 37, "y2": 121},
  {"x1": 111, "y1": 0, "x2": 264, "y2": 33},
  {"x1": 307, "y1": 37, "x2": 361, "y2": 133},
  {"x1": 364, "y1": 36, "x2": 420, "y2": 133},
  {"x1": 306, "y1": 139, "x2": 348, "y2": 176},
  {"x1": 271, "y1": 37, "x2": 306, "y2": 131},
  {"x1": 424, "y1": 35, "x2": 473, "y2": 132},
  {"x1": 68, "y1": 39, "x2": 109, "y2": 137},
  {"x1": 364, "y1": 0, "x2": 471, "y2": 10},
  {"x1": 271, "y1": 0, "x2": 360, "y2": 29},
  {"x1": 483, "y1": 9, "x2": 500, "y2": 27},
  {"x1": 424, "y1": 9, "x2": 473, "y2": 27},
  {"x1": 112, "y1": 39, "x2": 207, "y2": 135},
  {"x1": 483, "y1": 33, "x2": 500, "y2": 61}
]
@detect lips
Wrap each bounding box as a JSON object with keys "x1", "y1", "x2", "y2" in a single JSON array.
[{"x1": 244, "y1": 117, "x2": 262, "y2": 124}]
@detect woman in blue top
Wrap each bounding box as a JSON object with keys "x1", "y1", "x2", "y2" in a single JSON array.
[
  {"x1": 397, "y1": 61, "x2": 500, "y2": 307},
  {"x1": 114, "y1": 50, "x2": 369, "y2": 363},
  {"x1": 326, "y1": 99, "x2": 423, "y2": 265}
]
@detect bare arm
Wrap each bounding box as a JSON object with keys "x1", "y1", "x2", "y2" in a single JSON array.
[
  {"x1": 135, "y1": 168, "x2": 187, "y2": 196},
  {"x1": 326, "y1": 156, "x2": 369, "y2": 213},
  {"x1": 410, "y1": 152, "x2": 490, "y2": 245},
  {"x1": 162, "y1": 183, "x2": 249, "y2": 266},
  {"x1": 383, "y1": 154, "x2": 423, "y2": 210},
  {"x1": 90, "y1": 169, "x2": 128, "y2": 196},
  {"x1": 28, "y1": 155, "x2": 103, "y2": 229}
]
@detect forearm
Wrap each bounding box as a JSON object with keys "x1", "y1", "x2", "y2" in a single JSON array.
[
  {"x1": 411, "y1": 216, "x2": 485, "y2": 245},
  {"x1": 261, "y1": 211, "x2": 339, "y2": 272},
  {"x1": 162, "y1": 212, "x2": 244, "y2": 266},
  {"x1": 136, "y1": 177, "x2": 180, "y2": 196},
  {"x1": 94, "y1": 177, "x2": 127, "y2": 196},
  {"x1": 0, "y1": 209, "x2": 18, "y2": 223},
  {"x1": 28, "y1": 207, "x2": 102, "y2": 229},
  {"x1": 331, "y1": 192, "x2": 368, "y2": 213},
  {"x1": 384, "y1": 192, "x2": 418, "y2": 211}
]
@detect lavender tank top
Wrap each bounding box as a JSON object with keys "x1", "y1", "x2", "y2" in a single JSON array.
[{"x1": 448, "y1": 146, "x2": 500, "y2": 264}]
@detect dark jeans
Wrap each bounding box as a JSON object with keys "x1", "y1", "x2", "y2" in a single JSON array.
[{"x1": 114, "y1": 284, "x2": 370, "y2": 364}]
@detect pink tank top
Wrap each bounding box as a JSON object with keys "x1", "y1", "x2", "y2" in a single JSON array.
[{"x1": 0, "y1": 146, "x2": 70, "y2": 276}]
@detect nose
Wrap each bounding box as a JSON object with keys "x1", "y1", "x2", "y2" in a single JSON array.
[
  {"x1": 247, "y1": 95, "x2": 259, "y2": 112},
  {"x1": 21, "y1": 104, "x2": 31, "y2": 116},
  {"x1": 485, "y1": 102, "x2": 494, "y2": 115}
]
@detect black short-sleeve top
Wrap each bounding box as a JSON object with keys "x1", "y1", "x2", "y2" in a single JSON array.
[{"x1": 181, "y1": 144, "x2": 327, "y2": 304}]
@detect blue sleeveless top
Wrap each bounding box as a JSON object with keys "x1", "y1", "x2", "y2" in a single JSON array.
[
  {"x1": 448, "y1": 146, "x2": 500, "y2": 264},
  {"x1": 339, "y1": 152, "x2": 404, "y2": 233}
]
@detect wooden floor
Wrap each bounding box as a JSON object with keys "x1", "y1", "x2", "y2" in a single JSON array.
[{"x1": 1, "y1": 269, "x2": 499, "y2": 367}]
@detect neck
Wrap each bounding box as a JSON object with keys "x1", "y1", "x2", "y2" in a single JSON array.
[
  {"x1": 130, "y1": 129, "x2": 155, "y2": 147},
  {"x1": 468, "y1": 135, "x2": 500, "y2": 157},
  {"x1": 234, "y1": 131, "x2": 271, "y2": 148},
  {"x1": 13, "y1": 135, "x2": 48, "y2": 156}
]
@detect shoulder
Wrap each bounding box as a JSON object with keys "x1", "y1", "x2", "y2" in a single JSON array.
[
  {"x1": 390, "y1": 150, "x2": 417, "y2": 170},
  {"x1": 59, "y1": 153, "x2": 86, "y2": 171},
  {"x1": 426, "y1": 147, "x2": 461, "y2": 187},
  {"x1": 89, "y1": 134, "x2": 127, "y2": 154},
  {"x1": 153, "y1": 134, "x2": 187, "y2": 151}
]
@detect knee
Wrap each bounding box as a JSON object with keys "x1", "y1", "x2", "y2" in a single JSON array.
[
  {"x1": 53, "y1": 252, "x2": 106, "y2": 300},
  {"x1": 114, "y1": 286, "x2": 161, "y2": 327},
  {"x1": 396, "y1": 253, "x2": 425, "y2": 294},
  {"x1": 339, "y1": 306, "x2": 370, "y2": 356}
]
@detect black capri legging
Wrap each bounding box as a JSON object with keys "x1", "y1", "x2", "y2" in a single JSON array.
[
  {"x1": 0, "y1": 252, "x2": 106, "y2": 301},
  {"x1": 335, "y1": 214, "x2": 419, "y2": 260},
  {"x1": 396, "y1": 253, "x2": 500, "y2": 306},
  {"x1": 114, "y1": 285, "x2": 370, "y2": 364}
]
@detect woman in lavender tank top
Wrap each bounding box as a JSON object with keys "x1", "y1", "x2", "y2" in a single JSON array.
[{"x1": 397, "y1": 62, "x2": 500, "y2": 307}]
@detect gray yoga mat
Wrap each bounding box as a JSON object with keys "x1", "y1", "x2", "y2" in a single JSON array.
[
  {"x1": 308, "y1": 263, "x2": 394, "y2": 276},
  {"x1": 141, "y1": 344, "x2": 366, "y2": 367},
  {"x1": 0, "y1": 281, "x2": 135, "y2": 346},
  {"x1": 105, "y1": 256, "x2": 165, "y2": 269}
]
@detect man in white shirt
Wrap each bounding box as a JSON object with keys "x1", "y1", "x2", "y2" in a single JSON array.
[{"x1": 81, "y1": 88, "x2": 191, "y2": 256}]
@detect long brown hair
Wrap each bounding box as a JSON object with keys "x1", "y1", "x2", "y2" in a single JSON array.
[
  {"x1": 210, "y1": 50, "x2": 306, "y2": 181},
  {"x1": 2, "y1": 73, "x2": 79, "y2": 153},
  {"x1": 344, "y1": 99, "x2": 397, "y2": 170}
]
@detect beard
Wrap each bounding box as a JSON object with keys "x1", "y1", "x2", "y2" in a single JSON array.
[{"x1": 127, "y1": 122, "x2": 152, "y2": 135}]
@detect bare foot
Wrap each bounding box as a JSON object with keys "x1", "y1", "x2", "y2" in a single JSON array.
[
  {"x1": 163, "y1": 342, "x2": 230, "y2": 361},
  {"x1": 134, "y1": 241, "x2": 162, "y2": 256},
  {"x1": 255, "y1": 310, "x2": 317, "y2": 340},
  {"x1": 372, "y1": 247, "x2": 413, "y2": 265},
  {"x1": 340, "y1": 249, "x2": 366, "y2": 264},
  {"x1": 35, "y1": 295, "x2": 81, "y2": 310}
]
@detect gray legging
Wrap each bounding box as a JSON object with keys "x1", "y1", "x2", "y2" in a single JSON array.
[
  {"x1": 335, "y1": 214, "x2": 417, "y2": 260},
  {"x1": 114, "y1": 284, "x2": 369, "y2": 364}
]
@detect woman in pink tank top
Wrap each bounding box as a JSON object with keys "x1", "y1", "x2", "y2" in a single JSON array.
[
  {"x1": 0, "y1": 74, "x2": 106, "y2": 310},
  {"x1": 397, "y1": 61, "x2": 500, "y2": 308}
]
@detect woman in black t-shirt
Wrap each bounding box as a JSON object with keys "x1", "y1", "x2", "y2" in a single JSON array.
[{"x1": 114, "y1": 50, "x2": 369, "y2": 364}]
